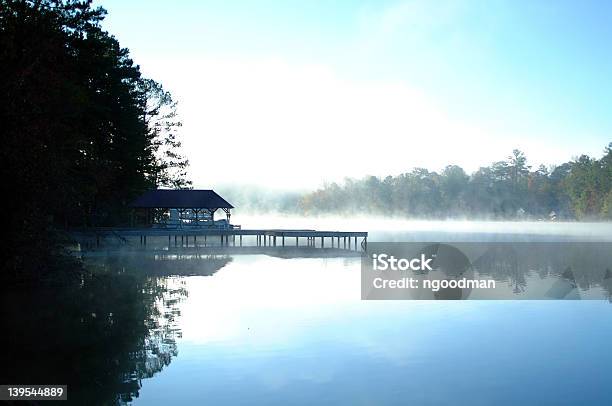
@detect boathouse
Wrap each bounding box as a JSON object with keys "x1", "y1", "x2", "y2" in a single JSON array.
[{"x1": 130, "y1": 189, "x2": 234, "y2": 228}]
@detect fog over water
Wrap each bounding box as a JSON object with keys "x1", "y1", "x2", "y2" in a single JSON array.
[{"x1": 233, "y1": 215, "x2": 612, "y2": 241}]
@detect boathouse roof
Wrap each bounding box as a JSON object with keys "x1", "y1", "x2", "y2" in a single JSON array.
[{"x1": 130, "y1": 189, "x2": 234, "y2": 209}]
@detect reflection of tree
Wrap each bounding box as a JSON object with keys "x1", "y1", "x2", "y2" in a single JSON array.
[
  {"x1": 470, "y1": 243, "x2": 612, "y2": 297},
  {"x1": 115, "y1": 277, "x2": 186, "y2": 404},
  {"x1": 601, "y1": 269, "x2": 612, "y2": 302},
  {"x1": 472, "y1": 245, "x2": 526, "y2": 294},
  {"x1": 1, "y1": 261, "x2": 190, "y2": 405}
]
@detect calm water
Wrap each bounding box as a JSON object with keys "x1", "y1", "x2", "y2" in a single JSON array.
[{"x1": 4, "y1": 222, "x2": 612, "y2": 405}]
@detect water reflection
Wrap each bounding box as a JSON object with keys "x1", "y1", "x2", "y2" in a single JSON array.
[
  {"x1": 1, "y1": 252, "x2": 232, "y2": 405},
  {"x1": 87, "y1": 252, "x2": 233, "y2": 277},
  {"x1": 130, "y1": 251, "x2": 612, "y2": 406},
  {"x1": 364, "y1": 242, "x2": 612, "y2": 300},
  {"x1": 467, "y1": 242, "x2": 612, "y2": 299},
  {"x1": 4, "y1": 240, "x2": 612, "y2": 405}
]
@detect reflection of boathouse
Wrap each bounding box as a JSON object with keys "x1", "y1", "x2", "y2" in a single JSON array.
[{"x1": 130, "y1": 189, "x2": 237, "y2": 229}]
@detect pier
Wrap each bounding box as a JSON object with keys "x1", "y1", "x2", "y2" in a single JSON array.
[
  {"x1": 72, "y1": 228, "x2": 368, "y2": 251},
  {"x1": 73, "y1": 189, "x2": 367, "y2": 251}
]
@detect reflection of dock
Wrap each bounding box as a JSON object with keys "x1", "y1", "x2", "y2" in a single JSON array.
[
  {"x1": 81, "y1": 246, "x2": 364, "y2": 259},
  {"x1": 72, "y1": 228, "x2": 368, "y2": 251},
  {"x1": 84, "y1": 252, "x2": 233, "y2": 277}
]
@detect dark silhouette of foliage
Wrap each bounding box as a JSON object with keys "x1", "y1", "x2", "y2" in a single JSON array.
[{"x1": 1, "y1": 0, "x2": 190, "y2": 282}]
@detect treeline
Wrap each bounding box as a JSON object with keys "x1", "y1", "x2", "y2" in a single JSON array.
[
  {"x1": 1, "y1": 0, "x2": 189, "y2": 281},
  {"x1": 297, "y1": 146, "x2": 612, "y2": 220}
]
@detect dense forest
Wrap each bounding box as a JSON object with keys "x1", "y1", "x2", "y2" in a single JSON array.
[
  {"x1": 296, "y1": 146, "x2": 612, "y2": 220},
  {"x1": 1, "y1": 0, "x2": 189, "y2": 282}
]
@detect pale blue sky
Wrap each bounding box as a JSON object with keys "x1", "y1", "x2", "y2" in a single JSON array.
[{"x1": 97, "y1": 0, "x2": 611, "y2": 189}]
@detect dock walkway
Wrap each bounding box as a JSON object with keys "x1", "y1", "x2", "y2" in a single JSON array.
[{"x1": 72, "y1": 228, "x2": 368, "y2": 251}]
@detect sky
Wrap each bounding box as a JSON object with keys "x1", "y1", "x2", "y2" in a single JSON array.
[{"x1": 96, "y1": 0, "x2": 612, "y2": 190}]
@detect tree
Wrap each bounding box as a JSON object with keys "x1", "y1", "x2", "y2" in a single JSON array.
[
  {"x1": 140, "y1": 79, "x2": 191, "y2": 190},
  {"x1": 564, "y1": 155, "x2": 603, "y2": 219},
  {"x1": 295, "y1": 146, "x2": 612, "y2": 221},
  {"x1": 1, "y1": 0, "x2": 190, "y2": 282},
  {"x1": 507, "y1": 149, "x2": 530, "y2": 189},
  {"x1": 440, "y1": 165, "x2": 469, "y2": 214}
]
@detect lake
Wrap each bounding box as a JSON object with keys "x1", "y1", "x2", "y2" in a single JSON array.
[{"x1": 3, "y1": 220, "x2": 612, "y2": 405}]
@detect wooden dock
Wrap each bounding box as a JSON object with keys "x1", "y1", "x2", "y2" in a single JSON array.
[{"x1": 72, "y1": 228, "x2": 368, "y2": 251}]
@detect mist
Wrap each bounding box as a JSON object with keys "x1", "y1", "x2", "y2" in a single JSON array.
[
  {"x1": 230, "y1": 213, "x2": 612, "y2": 241},
  {"x1": 214, "y1": 144, "x2": 612, "y2": 225}
]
